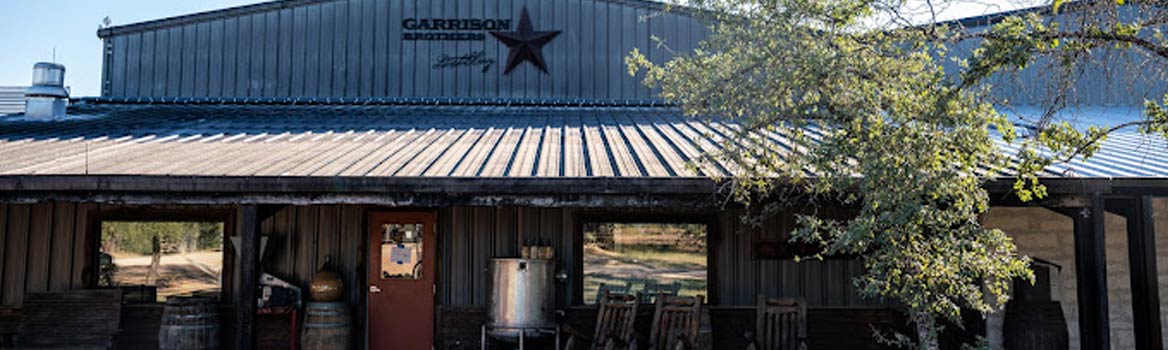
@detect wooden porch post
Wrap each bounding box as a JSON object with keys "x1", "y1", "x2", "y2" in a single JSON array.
[
  {"x1": 1127, "y1": 196, "x2": 1163, "y2": 350},
  {"x1": 235, "y1": 205, "x2": 259, "y2": 350},
  {"x1": 1073, "y1": 194, "x2": 1110, "y2": 350}
]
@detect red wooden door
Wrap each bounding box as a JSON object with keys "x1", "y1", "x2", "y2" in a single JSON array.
[{"x1": 367, "y1": 212, "x2": 436, "y2": 350}]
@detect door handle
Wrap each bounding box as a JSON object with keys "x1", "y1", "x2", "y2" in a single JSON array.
[{"x1": 369, "y1": 285, "x2": 382, "y2": 293}]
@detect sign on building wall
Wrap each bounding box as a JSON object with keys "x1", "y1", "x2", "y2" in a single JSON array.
[
  {"x1": 99, "y1": 0, "x2": 709, "y2": 100},
  {"x1": 403, "y1": 7, "x2": 561, "y2": 75}
]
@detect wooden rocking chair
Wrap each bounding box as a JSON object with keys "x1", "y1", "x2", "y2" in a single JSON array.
[
  {"x1": 565, "y1": 291, "x2": 641, "y2": 350},
  {"x1": 648, "y1": 294, "x2": 703, "y2": 350},
  {"x1": 745, "y1": 296, "x2": 807, "y2": 350}
]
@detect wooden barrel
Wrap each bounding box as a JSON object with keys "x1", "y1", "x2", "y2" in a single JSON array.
[
  {"x1": 159, "y1": 297, "x2": 220, "y2": 350},
  {"x1": 302, "y1": 302, "x2": 352, "y2": 350}
]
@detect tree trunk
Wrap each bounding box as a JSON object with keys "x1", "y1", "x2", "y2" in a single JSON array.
[
  {"x1": 915, "y1": 312, "x2": 940, "y2": 350},
  {"x1": 147, "y1": 235, "x2": 161, "y2": 285}
]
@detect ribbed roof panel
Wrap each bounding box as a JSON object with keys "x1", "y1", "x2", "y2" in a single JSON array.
[{"x1": 1, "y1": 102, "x2": 1165, "y2": 179}]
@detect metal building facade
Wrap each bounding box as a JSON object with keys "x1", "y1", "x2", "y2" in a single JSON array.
[
  {"x1": 98, "y1": 0, "x2": 709, "y2": 100},
  {"x1": 0, "y1": 1, "x2": 1164, "y2": 349}
]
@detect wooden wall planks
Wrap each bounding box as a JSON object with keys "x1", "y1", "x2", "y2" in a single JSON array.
[
  {"x1": 3, "y1": 205, "x2": 31, "y2": 306},
  {"x1": 25, "y1": 204, "x2": 53, "y2": 295},
  {"x1": 48, "y1": 203, "x2": 75, "y2": 292},
  {"x1": 71, "y1": 204, "x2": 95, "y2": 290},
  {"x1": 0, "y1": 203, "x2": 245, "y2": 307},
  {"x1": 0, "y1": 203, "x2": 94, "y2": 306}
]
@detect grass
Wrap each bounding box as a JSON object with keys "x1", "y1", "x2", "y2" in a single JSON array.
[
  {"x1": 615, "y1": 246, "x2": 707, "y2": 268},
  {"x1": 584, "y1": 222, "x2": 707, "y2": 270},
  {"x1": 583, "y1": 224, "x2": 709, "y2": 304}
]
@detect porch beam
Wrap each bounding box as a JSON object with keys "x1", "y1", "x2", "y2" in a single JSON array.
[
  {"x1": 0, "y1": 192, "x2": 721, "y2": 209},
  {"x1": 0, "y1": 175, "x2": 722, "y2": 195},
  {"x1": 1073, "y1": 194, "x2": 1110, "y2": 350},
  {"x1": 988, "y1": 193, "x2": 1090, "y2": 209},
  {"x1": 234, "y1": 205, "x2": 260, "y2": 350}
]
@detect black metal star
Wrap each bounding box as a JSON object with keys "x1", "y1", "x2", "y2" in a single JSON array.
[{"x1": 490, "y1": 7, "x2": 560, "y2": 75}]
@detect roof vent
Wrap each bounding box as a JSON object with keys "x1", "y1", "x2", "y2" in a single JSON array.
[{"x1": 25, "y1": 62, "x2": 68, "y2": 119}]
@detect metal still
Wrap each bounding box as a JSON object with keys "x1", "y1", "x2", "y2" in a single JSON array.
[{"x1": 486, "y1": 258, "x2": 556, "y2": 341}]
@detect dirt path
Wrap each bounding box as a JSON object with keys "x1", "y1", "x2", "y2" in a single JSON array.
[
  {"x1": 110, "y1": 251, "x2": 223, "y2": 299},
  {"x1": 112, "y1": 251, "x2": 221, "y2": 267},
  {"x1": 583, "y1": 246, "x2": 707, "y2": 281},
  {"x1": 584, "y1": 253, "x2": 707, "y2": 280}
]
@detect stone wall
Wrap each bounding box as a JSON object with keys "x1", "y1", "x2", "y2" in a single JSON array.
[{"x1": 983, "y1": 206, "x2": 1137, "y2": 350}]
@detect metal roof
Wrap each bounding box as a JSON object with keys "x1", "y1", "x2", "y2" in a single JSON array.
[
  {"x1": 997, "y1": 105, "x2": 1168, "y2": 178},
  {"x1": 0, "y1": 87, "x2": 26, "y2": 116},
  {"x1": 0, "y1": 101, "x2": 1165, "y2": 179},
  {"x1": 0, "y1": 102, "x2": 736, "y2": 178}
]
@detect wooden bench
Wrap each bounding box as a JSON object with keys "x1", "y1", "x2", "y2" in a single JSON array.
[
  {"x1": 637, "y1": 282, "x2": 682, "y2": 304},
  {"x1": 597, "y1": 280, "x2": 682, "y2": 304},
  {"x1": 14, "y1": 290, "x2": 123, "y2": 350}
]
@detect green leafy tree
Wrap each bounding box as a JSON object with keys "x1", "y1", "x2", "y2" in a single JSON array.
[
  {"x1": 103, "y1": 221, "x2": 223, "y2": 255},
  {"x1": 628, "y1": 0, "x2": 1167, "y2": 348}
]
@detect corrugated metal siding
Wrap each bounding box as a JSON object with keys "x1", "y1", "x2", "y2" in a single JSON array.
[
  {"x1": 98, "y1": 0, "x2": 1166, "y2": 105},
  {"x1": 438, "y1": 206, "x2": 579, "y2": 307},
  {"x1": 940, "y1": 7, "x2": 1168, "y2": 106},
  {"x1": 715, "y1": 208, "x2": 877, "y2": 307},
  {"x1": 0, "y1": 87, "x2": 25, "y2": 116},
  {"x1": 100, "y1": 0, "x2": 709, "y2": 100}
]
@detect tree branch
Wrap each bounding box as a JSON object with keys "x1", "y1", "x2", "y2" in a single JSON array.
[
  {"x1": 1043, "y1": 119, "x2": 1156, "y2": 163},
  {"x1": 962, "y1": 29, "x2": 1168, "y2": 60}
]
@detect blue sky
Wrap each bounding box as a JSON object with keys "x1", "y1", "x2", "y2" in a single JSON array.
[
  {"x1": 0, "y1": 0, "x2": 1030, "y2": 97},
  {"x1": 0, "y1": 0, "x2": 267, "y2": 96}
]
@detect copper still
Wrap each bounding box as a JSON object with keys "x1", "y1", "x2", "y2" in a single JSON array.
[{"x1": 309, "y1": 258, "x2": 344, "y2": 302}]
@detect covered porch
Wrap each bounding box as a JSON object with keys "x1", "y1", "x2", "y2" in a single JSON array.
[
  {"x1": 0, "y1": 175, "x2": 1163, "y2": 350},
  {"x1": 0, "y1": 101, "x2": 1164, "y2": 349}
]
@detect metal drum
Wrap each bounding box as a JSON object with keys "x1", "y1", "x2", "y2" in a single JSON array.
[{"x1": 487, "y1": 258, "x2": 555, "y2": 341}]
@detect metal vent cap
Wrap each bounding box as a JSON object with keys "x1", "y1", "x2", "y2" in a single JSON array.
[{"x1": 27, "y1": 62, "x2": 67, "y2": 98}]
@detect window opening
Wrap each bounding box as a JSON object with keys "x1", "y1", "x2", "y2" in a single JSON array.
[
  {"x1": 583, "y1": 222, "x2": 707, "y2": 304},
  {"x1": 99, "y1": 221, "x2": 224, "y2": 302}
]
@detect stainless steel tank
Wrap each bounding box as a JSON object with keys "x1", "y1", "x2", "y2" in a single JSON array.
[{"x1": 487, "y1": 258, "x2": 555, "y2": 341}]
